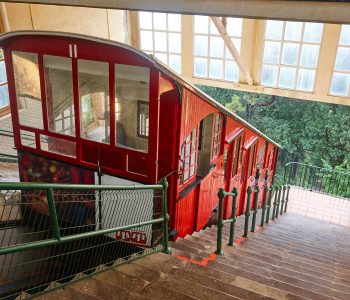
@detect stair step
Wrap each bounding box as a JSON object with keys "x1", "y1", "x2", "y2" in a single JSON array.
[{"x1": 34, "y1": 287, "x2": 99, "y2": 300}]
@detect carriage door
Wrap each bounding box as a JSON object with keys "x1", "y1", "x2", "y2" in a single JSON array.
[
  {"x1": 223, "y1": 131, "x2": 244, "y2": 218},
  {"x1": 238, "y1": 138, "x2": 258, "y2": 215}
]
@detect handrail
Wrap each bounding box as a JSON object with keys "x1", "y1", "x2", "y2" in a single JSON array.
[{"x1": 285, "y1": 161, "x2": 350, "y2": 177}]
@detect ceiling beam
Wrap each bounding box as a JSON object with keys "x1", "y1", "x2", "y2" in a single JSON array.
[
  {"x1": 211, "y1": 16, "x2": 253, "y2": 86},
  {"x1": 4, "y1": 0, "x2": 350, "y2": 24}
]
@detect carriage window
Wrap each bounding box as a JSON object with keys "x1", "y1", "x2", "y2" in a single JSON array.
[
  {"x1": 78, "y1": 59, "x2": 110, "y2": 144},
  {"x1": 115, "y1": 64, "x2": 150, "y2": 152},
  {"x1": 12, "y1": 51, "x2": 43, "y2": 129},
  {"x1": 0, "y1": 50, "x2": 9, "y2": 115},
  {"x1": 247, "y1": 143, "x2": 257, "y2": 177},
  {"x1": 232, "y1": 136, "x2": 241, "y2": 177},
  {"x1": 44, "y1": 55, "x2": 75, "y2": 136},
  {"x1": 40, "y1": 135, "x2": 76, "y2": 158},
  {"x1": 179, "y1": 127, "x2": 198, "y2": 185},
  {"x1": 211, "y1": 114, "x2": 223, "y2": 159},
  {"x1": 20, "y1": 130, "x2": 36, "y2": 148}
]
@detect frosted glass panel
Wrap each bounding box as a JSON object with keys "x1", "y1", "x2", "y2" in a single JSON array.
[
  {"x1": 227, "y1": 18, "x2": 242, "y2": 36},
  {"x1": 300, "y1": 45, "x2": 319, "y2": 68},
  {"x1": 168, "y1": 14, "x2": 181, "y2": 32},
  {"x1": 194, "y1": 16, "x2": 209, "y2": 34},
  {"x1": 209, "y1": 59, "x2": 223, "y2": 79},
  {"x1": 335, "y1": 47, "x2": 350, "y2": 71},
  {"x1": 155, "y1": 52, "x2": 167, "y2": 64},
  {"x1": 297, "y1": 69, "x2": 315, "y2": 92},
  {"x1": 153, "y1": 13, "x2": 166, "y2": 30},
  {"x1": 139, "y1": 12, "x2": 152, "y2": 29},
  {"x1": 330, "y1": 73, "x2": 350, "y2": 96},
  {"x1": 303, "y1": 23, "x2": 323, "y2": 43},
  {"x1": 265, "y1": 20, "x2": 283, "y2": 40},
  {"x1": 0, "y1": 61, "x2": 7, "y2": 84},
  {"x1": 225, "y1": 61, "x2": 239, "y2": 82},
  {"x1": 261, "y1": 65, "x2": 278, "y2": 87},
  {"x1": 169, "y1": 54, "x2": 181, "y2": 73},
  {"x1": 0, "y1": 84, "x2": 9, "y2": 109},
  {"x1": 281, "y1": 43, "x2": 299, "y2": 66},
  {"x1": 194, "y1": 35, "x2": 208, "y2": 56},
  {"x1": 278, "y1": 67, "x2": 296, "y2": 89},
  {"x1": 210, "y1": 36, "x2": 224, "y2": 58},
  {"x1": 168, "y1": 33, "x2": 181, "y2": 53},
  {"x1": 210, "y1": 19, "x2": 219, "y2": 35},
  {"x1": 339, "y1": 25, "x2": 350, "y2": 46},
  {"x1": 140, "y1": 30, "x2": 153, "y2": 51},
  {"x1": 263, "y1": 41, "x2": 281, "y2": 64},
  {"x1": 154, "y1": 31, "x2": 167, "y2": 51},
  {"x1": 284, "y1": 22, "x2": 302, "y2": 41},
  {"x1": 194, "y1": 57, "x2": 207, "y2": 77}
]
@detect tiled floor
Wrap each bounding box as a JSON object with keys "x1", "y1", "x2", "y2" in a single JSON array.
[
  {"x1": 0, "y1": 162, "x2": 19, "y2": 183},
  {"x1": 287, "y1": 187, "x2": 350, "y2": 228}
]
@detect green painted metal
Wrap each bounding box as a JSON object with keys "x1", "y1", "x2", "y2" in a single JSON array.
[
  {"x1": 275, "y1": 187, "x2": 282, "y2": 218},
  {"x1": 271, "y1": 186, "x2": 279, "y2": 221},
  {"x1": 284, "y1": 185, "x2": 291, "y2": 212},
  {"x1": 243, "y1": 186, "x2": 252, "y2": 238},
  {"x1": 215, "y1": 188, "x2": 225, "y2": 256},
  {"x1": 228, "y1": 187, "x2": 238, "y2": 247},
  {"x1": 260, "y1": 185, "x2": 268, "y2": 227},
  {"x1": 46, "y1": 188, "x2": 61, "y2": 241},
  {"x1": 250, "y1": 186, "x2": 260, "y2": 232},
  {"x1": 265, "y1": 186, "x2": 273, "y2": 224},
  {"x1": 280, "y1": 186, "x2": 286, "y2": 215},
  {"x1": 161, "y1": 177, "x2": 171, "y2": 254}
]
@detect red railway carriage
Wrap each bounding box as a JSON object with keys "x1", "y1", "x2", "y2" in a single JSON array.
[{"x1": 0, "y1": 31, "x2": 280, "y2": 239}]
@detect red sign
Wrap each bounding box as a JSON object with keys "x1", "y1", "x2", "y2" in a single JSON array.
[{"x1": 115, "y1": 230, "x2": 147, "y2": 245}]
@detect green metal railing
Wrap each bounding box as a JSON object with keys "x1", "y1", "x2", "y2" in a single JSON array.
[
  {"x1": 0, "y1": 179, "x2": 170, "y2": 299},
  {"x1": 215, "y1": 183, "x2": 290, "y2": 255},
  {"x1": 284, "y1": 162, "x2": 350, "y2": 199}
]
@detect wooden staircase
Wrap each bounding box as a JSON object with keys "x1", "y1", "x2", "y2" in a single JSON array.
[{"x1": 33, "y1": 210, "x2": 350, "y2": 300}]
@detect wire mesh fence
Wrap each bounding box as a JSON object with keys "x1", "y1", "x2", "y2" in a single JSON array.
[{"x1": 0, "y1": 182, "x2": 167, "y2": 299}]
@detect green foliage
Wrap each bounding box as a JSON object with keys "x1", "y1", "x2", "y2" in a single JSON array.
[{"x1": 197, "y1": 85, "x2": 350, "y2": 176}]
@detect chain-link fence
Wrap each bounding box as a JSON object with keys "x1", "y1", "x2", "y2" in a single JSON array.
[{"x1": 0, "y1": 180, "x2": 169, "y2": 299}]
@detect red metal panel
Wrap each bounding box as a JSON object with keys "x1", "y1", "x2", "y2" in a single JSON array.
[{"x1": 174, "y1": 188, "x2": 197, "y2": 238}]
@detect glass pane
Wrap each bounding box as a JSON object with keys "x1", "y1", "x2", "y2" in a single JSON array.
[
  {"x1": 265, "y1": 20, "x2": 283, "y2": 40},
  {"x1": 263, "y1": 41, "x2": 281, "y2": 64},
  {"x1": 296, "y1": 69, "x2": 315, "y2": 92},
  {"x1": 139, "y1": 12, "x2": 153, "y2": 29},
  {"x1": 44, "y1": 55, "x2": 75, "y2": 136},
  {"x1": 0, "y1": 84, "x2": 9, "y2": 109},
  {"x1": 0, "y1": 61, "x2": 7, "y2": 84},
  {"x1": 153, "y1": 12, "x2": 166, "y2": 30},
  {"x1": 154, "y1": 31, "x2": 167, "y2": 52},
  {"x1": 281, "y1": 43, "x2": 299, "y2": 66},
  {"x1": 194, "y1": 15, "x2": 209, "y2": 34},
  {"x1": 168, "y1": 14, "x2": 181, "y2": 32},
  {"x1": 225, "y1": 61, "x2": 239, "y2": 82},
  {"x1": 168, "y1": 32, "x2": 181, "y2": 53},
  {"x1": 12, "y1": 51, "x2": 43, "y2": 129},
  {"x1": 115, "y1": 64, "x2": 150, "y2": 152},
  {"x1": 330, "y1": 72, "x2": 350, "y2": 96},
  {"x1": 300, "y1": 45, "x2": 319, "y2": 68},
  {"x1": 209, "y1": 59, "x2": 223, "y2": 79},
  {"x1": 227, "y1": 18, "x2": 242, "y2": 37},
  {"x1": 20, "y1": 130, "x2": 36, "y2": 148},
  {"x1": 78, "y1": 59, "x2": 110, "y2": 144},
  {"x1": 210, "y1": 19, "x2": 219, "y2": 35},
  {"x1": 339, "y1": 25, "x2": 350, "y2": 46},
  {"x1": 140, "y1": 30, "x2": 153, "y2": 51},
  {"x1": 278, "y1": 67, "x2": 296, "y2": 89},
  {"x1": 194, "y1": 57, "x2": 207, "y2": 77},
  {"x1": 210, "y1": 36, "x2": 224, "y2": 58},
  {"x1": 284, "y1": 22, "x2": 302, "y2": 41},
  {"x1": 155, "y1": 52, "x2": 167, "y2": 64},
  {"x1": 225, "y1": 39, "x2": 241, "y2": 59},
  {"x1": 261, "y1": 65, "x2": 278, "y2": 87},
  {"x1": 169, "y1": 54, "x2": 181, "y2": 73},
  {"x1": 335, "y1": 47, "x2": 350, "y2": 71},
  {"x1": 303, "y1": 23, "x2": 323, "y2": 43},
  {"x1": 194, "y1": 35, "x2": 208, "y2": 56},
  {"x1": 40, "y1": 134, "x2": 76, "y2": 157}
]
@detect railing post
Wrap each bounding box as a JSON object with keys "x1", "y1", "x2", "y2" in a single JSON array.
[
  {"x1": 243, "y1": 186, "x2": 252, "y2": 238},
  {"x1": 228, "y1": 187, "x2": 238, "y2": 247},
  {"x1": 265, "y1": 186, "x2": 273, "y2": 224},
  {"x1": 280, "y1": 185, "x2": 286, "y2": 215},
  {"x1": 46, "y1": 188, "x2": 61, "y2": 241},
  {"x1": 271, "y1": 186, "x2": 279, "y2": 221},
  {"x1": 284, "y1": 185, "x2": 291, "y2": 212},
  {"x1": 260, "y1": 185, "x2": 268, "y2": 227},
  {"x1": 275, "y1": 186, "x2": 282, "y2": 218},
  {"x1": 250, "y1": 186, "x2": 260, "y2": 232},
  {"x1": 161, "y1": 178, "x2": 171, "y2": 254},
  {"x1": 215, "y1": 188, "x2": 225, "y2": 255}
]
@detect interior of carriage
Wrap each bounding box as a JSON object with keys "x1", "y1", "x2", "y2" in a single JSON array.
[{"x1": 11, "y1": 49, "x2": 151, "y2": 160}]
